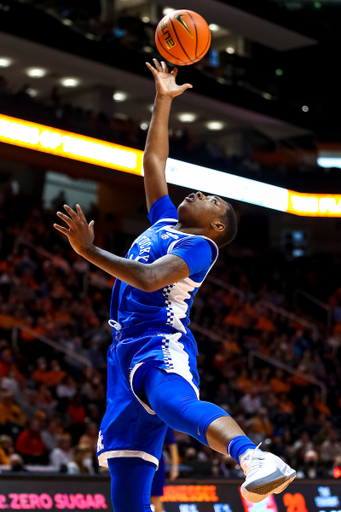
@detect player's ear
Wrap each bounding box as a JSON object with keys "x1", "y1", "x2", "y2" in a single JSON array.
[{"x1": 211, "y1": 221, "x2": 225, "y2": 233}]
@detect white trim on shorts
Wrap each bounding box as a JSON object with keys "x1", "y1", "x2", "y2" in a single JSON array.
[
  {"x1": 98, "y1": 449, "x2": 159, "y2": 468},
  {"x1": 129, "y1": 362, "x2": 156, "y2": 416},
  {"x1": 129, "y1": 333, "x2": 200, "y2": 416}
]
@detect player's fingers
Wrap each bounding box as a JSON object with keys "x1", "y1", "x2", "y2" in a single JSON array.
[
  {"x1": 153, "y1": 58, "x2": 162, "y2": 72},
  {"x1": 76, "y1": 204, "x2": 87, "y2": 223},
  {"x1": 161, "y1": 61, "x2": 168, "y2": 73},
  {"x1": 171, "y1": 67, "x2": 178, "y2": 75},
  {"x1": 57, "y1": 212, "x2": 75, "y2": 230},
  {"x1": 64, "y1": 204, "x2": 79, "y2": 223},
  {"x1": 146, "y1": 62, "x2": 157, "y2": 76},
  {"x1": 181, "y1": 83, "x2": 193, "y2": 92},
  {"x1": 53, "y1": 224, "x2": 70, "y2": 236},
  {"x1": 89, "y1": 220, "x2": 95, "y2": 236}
]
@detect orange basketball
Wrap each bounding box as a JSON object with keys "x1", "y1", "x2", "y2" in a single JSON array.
[{"x1": 155, "y1": 10, "x2": 211, "y2": 66}]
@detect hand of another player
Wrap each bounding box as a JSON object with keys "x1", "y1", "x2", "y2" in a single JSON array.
[
  {"x1": 146, "y1": 59, "x2": 192, "y2": 98},
  {"x1": 169, "y1": 467, "x2": 179, "y2": 480},
  {"x1": 54, "y1": 204, "x2": 95, "y2": 256}
]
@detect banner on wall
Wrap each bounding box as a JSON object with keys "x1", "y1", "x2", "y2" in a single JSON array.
[
  {"x1": 1, "y1": 112, "x2": 341, "y2": 217},
  {"x1": 0, "y1": 477, "x2": 340, "y2": 512}
]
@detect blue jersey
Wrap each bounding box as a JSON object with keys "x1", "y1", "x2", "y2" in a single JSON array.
[{"x1": 110, "y1": 195, "x2": 219, "y2": 334}]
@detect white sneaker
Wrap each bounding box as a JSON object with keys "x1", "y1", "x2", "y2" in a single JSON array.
[{"x1": 240, "y1": 446, "x2": 296, "y2": 503}]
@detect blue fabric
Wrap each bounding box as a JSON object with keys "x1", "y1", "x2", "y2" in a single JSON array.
[
  {"x1": 108, "y1": 457, "x2": 156, "y2": 512},
  {"x1": 97, "y1": 338, "x2": 168, "y2": 466},
  {"x1": 151, "y1": 453, "x2": 166, "y2": 497},
  {"x1": 165, "y1": 427, "x2": 176, "y2": 445},
  {"x1": 109, "y1": 195, "x2": 218, "y2": 332},
  {"x1": 97, "y1": 326, "x2": 199, "y2": 465},
  {"x1": 227, "y1": 435, "x2": 257, "y2": 464},
  {"x1": 143, "y1": 368, "x2": 229, "y2": 447},
  {"x1": 170, "y1": 236, "x2": 214, "y2": 276},
  {"x1": 147, "y1": 194, "x2": 178, "y2": 225}
]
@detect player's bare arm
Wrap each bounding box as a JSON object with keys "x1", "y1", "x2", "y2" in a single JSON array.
[
  {"x1": 144, "y1": 59, "x2": 192, "y2": 212},
  {"x1": 54, "y1": 204, "x2": 190, "y2": 292}
]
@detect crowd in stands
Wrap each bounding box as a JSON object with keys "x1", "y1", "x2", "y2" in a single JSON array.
[{"x1": 1, "y1": 188, "x2": 341, "y2": 479}]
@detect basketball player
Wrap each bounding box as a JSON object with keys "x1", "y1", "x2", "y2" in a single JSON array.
[{"x1": 54, "y1": 59, "x2": 296, "y2": 511}]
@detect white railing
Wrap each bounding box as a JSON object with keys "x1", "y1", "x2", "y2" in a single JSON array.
[
  {"x1": 207, "y1": 276, "x2": 318, "y2": 333},
  {"x1": 11, "y1": 324, "x2": 92, "y2": 368},
  {"x1": 294, "y1": 288, "x2": 333, "y2": 330},
  {"x1": 190, "y1": 322, "x2": 327, "y2": 403},
  {"x1": 248, "y1": 350, "x2": 327, "y2": 404}
]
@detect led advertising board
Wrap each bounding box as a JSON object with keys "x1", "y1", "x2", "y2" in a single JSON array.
[
  {"x1": 1, "y1": 112, "x2": 341, "y2": 217},
  {"x1": 0, "y1": 477, "x2": 340, "y2": 512}
]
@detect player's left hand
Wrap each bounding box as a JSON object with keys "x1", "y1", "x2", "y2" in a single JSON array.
[
  {"x1": 169, "y1": 467, "x2": 179, "y2": 480},
  {"x1": 54, "y1": 204, "x2": 95, "y2": 256}
]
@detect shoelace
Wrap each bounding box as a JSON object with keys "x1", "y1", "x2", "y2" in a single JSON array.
[{"x1": 244, "y1": 442, "x2": 263, "y2": 477}]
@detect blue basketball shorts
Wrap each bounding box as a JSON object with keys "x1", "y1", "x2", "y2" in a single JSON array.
[{"x1": 97, "y1": 323, "x2": 200, "y2": 469}]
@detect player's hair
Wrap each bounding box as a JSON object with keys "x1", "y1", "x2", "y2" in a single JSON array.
[{"x1": 216, "y1": 202, "x2": 237, "y2": 248}]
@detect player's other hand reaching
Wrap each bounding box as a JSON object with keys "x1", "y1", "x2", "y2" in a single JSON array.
[
  {"x1": 146, "y1": 59, "x2": 192, "y2": 99},
  {"x1": 54, "y1": 204, "x2": 95, "y2": 256}
]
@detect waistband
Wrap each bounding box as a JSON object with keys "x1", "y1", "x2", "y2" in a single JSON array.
[{"x1": 112, "y1": 322, "x2": 179, "y2": 342}]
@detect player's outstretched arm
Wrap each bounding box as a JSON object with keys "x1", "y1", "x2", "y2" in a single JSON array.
[
  {"x1": 144, "y1": 59, "x2": 192, "y2": 212},
  {"x1": 54, "y1": 204, "x2": 190, "y2": 292}
]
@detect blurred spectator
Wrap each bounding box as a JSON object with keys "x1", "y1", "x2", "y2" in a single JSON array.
[
  {"x1": 0, "y1": 435, "x2": 13, "y2": 464},
  {"x1": 67, "y1": 444, "x2": 94, "y2": 474},
  {"x1": 41, "y1": 419, "x2": 59, "y2": 452},
  {"x1": 320, "y1": 430, "x2": 341, "y2": 465},
  {"x1": 239, "y1": 390, "x2": 262, "y2": 416},
  {"x1": 10, "y1": 453, "x2": 26, "y2": 472},
  {"x1": 15, "y1": 419, "x2": 46, "y2": 464},
  {"x1": 0, "y1": 391, "x2": 26, "y2": 427},
  {"x1": 49, "y1": 434, "x2": 73, "y2": 469}
]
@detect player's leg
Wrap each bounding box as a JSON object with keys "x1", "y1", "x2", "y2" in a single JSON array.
[
  {"x1": 151, "y1": 497, "x2": 163, "y2": 512},
  {"x1": 151, "y1": 453, "x2": 166, "y2": 512},
  {"x1": 108, "y1": 457, "x2": 156, "y2": 512},
  {"x1": 139, "y1": 367, "x2": 296, "y2": 503}
]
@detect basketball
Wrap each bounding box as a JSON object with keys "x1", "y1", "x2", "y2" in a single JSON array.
[{"x1": 155, "y1": 10, "x2": 211, "y2": 66}]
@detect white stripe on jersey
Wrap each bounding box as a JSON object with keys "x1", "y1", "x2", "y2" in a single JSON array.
[{"x1": 162, "y1": 332, "x2": 199, "y2": 398}]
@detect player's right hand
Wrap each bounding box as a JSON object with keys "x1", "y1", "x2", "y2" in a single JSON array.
[
  {"x1": 54, "y1": 204, "x2": 95, "y2": 257},
  {"x1": 146, "y1": 59, "x2": 192, "y2": 99}
]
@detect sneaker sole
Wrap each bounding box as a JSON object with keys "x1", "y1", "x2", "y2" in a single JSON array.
[
  {"x1": 274, "y1": 471, "x2": 297, "y2": 494},
  {"x1": 242, "y1": 468, "x2": 296, "y2": 503}
]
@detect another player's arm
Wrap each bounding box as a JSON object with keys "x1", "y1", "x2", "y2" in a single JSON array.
[
  {"x1": 169, "y1": 442, "x2": 179, "y2": 481},
  {"x1": 144, "y1": 59, "x2": 192, "y2": 212},
  {"x1": 54, "y1": 204, "x2": 190, "y2": 292}
]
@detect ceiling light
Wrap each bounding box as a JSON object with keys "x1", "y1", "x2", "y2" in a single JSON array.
[
  {"x1": 262, "y1": 92, "x2": 272, "y2": 100},
  {"x1": 60, "y1": 77, "x2": 80, "y2": 87},
  {"x1": 27, "y1": 88, "x2": 38, "y2": 97},
  {"x1": 148, "y1": 104, "x2": 154, "y2": 112},
  {"x1": 113, "y1": 91, "x2": 128, "y2": 102},
  {"x1": 163, "y1": 7, "x2": 175, "y2": 15},
  {"x1": 275, "y1": 68, "x2": 283, "y2": 76},
  {"x1": 178, "y1": 113, "x2": 197, "y2": 123},
  {"x1": 85, "y1": 33, "x2": 97, "y2": 40},
  {"x1": 142, "y1": 16, "x2": 150, "y2": 23},
  {"x1": 140, "y1": 122, "x2": 149, "y2": 131},
  {"x1": 62, "y1": 19, "x2": 73, "y2": 26},
  {"x1": 206, "y1": 121, "x2": 224, "y2": 131},
  {"x1": 302, "y1": 105, "x2": 309, "y2": 112},
  {"x1": 209, "y1": 24, "x2": 220, "y2": 32},
  {"x1": 143, "y1": 46, "x2": 153, "y2": 53},
  {"x1": 0, "y1": 58, "x2": 12, "y2": 68},
  {"x1": 226, "y1": 47, "x2": 235, "y2": 54},
  {"x1": 26, "y1": 68, "x2": 47, "y2": 78}
]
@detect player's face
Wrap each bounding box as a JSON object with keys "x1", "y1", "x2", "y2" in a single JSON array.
[{"x1": 177, "y1": 191, "x2": 227, "y2": 228}]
